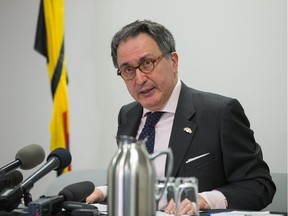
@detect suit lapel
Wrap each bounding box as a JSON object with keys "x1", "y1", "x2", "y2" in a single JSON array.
[
  {"x1": 168, "y1": 83, "x2": 198, "y2": 176},
  {"x1": 117, "y1": 103, "x2": 143, "y2": 137}
]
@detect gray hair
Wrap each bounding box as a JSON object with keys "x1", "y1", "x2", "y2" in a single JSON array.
[{"x1": 111, "y1": 20, "x2": 176, "y2": 68}]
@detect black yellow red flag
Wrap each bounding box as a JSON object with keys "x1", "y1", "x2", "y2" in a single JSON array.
[{"x1": 34, "y1": 0, "x2": 70, "y2": 175}]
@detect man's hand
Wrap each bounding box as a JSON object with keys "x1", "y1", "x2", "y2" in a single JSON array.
[
  {"x1": 164, "y1": 198, "x2": 196, "y2": 215},
  {"x1": 85, "y1": 188, "x2": 105, "y2": 204},
  {"x1": 198, "y1": 194, "x2": 210, "y2": 210},
  {"x1": 164, "y1": 195, "x2": 210, "y2": 215}
]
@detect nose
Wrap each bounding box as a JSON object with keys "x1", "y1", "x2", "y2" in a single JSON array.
[{"x1": 134, "y1": 68, "x2": 147, "y2": 84}]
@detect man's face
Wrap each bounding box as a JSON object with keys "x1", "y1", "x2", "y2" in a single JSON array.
[{"x1": 116, "y1": 33, "x2": 179, "y2": 111}]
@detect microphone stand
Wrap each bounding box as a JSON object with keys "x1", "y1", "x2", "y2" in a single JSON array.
[{"x1": 23, "y1": 190, "x2": 32, "y2": 206}]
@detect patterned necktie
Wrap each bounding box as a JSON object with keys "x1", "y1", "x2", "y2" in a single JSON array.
[{"x1": 139, "y1": 111, "x2": 164, "y2": 153}]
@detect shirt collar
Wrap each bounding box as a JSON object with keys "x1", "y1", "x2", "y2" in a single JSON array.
[{"x1": 143, "y1": 78, "x2": 181, "y2": 116}]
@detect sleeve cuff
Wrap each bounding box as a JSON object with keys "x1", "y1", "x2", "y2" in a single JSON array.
[
  {"x1": 199, "y1": 190, "x2": 228, "y2": 209},
  {"x1": 96, "y1": 185, "x2": 108, "y2": 200}
]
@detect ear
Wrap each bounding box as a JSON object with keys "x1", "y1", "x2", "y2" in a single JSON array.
[{"x1": 170, "y1": 52, "x2": 179, "y2": 71}]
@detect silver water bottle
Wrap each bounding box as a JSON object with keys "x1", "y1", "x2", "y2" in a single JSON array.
[{"x1": 108, "y1": 135, "x2": 174, "y2": 216}]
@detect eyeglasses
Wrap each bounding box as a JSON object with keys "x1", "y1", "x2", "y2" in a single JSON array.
[{"x1": 117, "y1": 54, "x2": 165, "y2": 80}]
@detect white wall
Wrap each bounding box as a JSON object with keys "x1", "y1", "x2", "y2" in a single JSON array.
[{"x1": 0, "y1": 0, "x2": 287, "y2": 204}]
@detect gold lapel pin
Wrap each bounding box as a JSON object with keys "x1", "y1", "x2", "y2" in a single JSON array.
[{"x1": 183, "y1": 127, "x2": 192, "y2": 134}]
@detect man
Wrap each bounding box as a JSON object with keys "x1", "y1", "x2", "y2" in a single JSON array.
[{"x1": 86, "y1": 20, "x2": 276, "y2": 214}]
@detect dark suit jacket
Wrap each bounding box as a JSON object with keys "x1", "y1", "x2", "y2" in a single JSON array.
[{"x1": 116, "y1": 81, "x2": 276, "y2": 210}]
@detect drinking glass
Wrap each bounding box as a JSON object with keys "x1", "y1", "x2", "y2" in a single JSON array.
[{"x1": 165, "y1": 177, "x2": 199, "y2": 215}]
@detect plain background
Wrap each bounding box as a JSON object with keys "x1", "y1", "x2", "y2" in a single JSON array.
[{"x1": 0, "y1": 0, "x2": 287, "y2": 209}]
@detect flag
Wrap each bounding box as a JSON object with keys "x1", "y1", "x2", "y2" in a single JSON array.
[{"x1": 34, "y1": 0, "x2": 70, "y2": 175}]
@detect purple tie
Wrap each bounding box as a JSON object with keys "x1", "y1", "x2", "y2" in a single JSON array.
[{"x1": 139, "y1": 112, "x2": 164, "y2": 153}]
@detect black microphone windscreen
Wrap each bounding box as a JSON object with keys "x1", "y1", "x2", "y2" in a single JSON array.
[
  {"x1": 47, "y1": 148, "x2": 72, "y2": 170},
  {"x1": 15, "y1": 144, "x2": 45, "y2": 170},
  {"x1": 59, "y1": 188, "x2": 74, "y2": 201},
  {"x1": 5, "y1": 170, "x2": 23, "y2": 187},
  {"x1": 58, "y1": 181, "x2": 95, "y2": 202},
  {"x1": 0, "y1": 171, "x2": 23, "y2": 192}
]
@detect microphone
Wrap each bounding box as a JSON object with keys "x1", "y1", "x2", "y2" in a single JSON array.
[
  {"x1": 61, "y1": 201, "x2": 97, "y2": 212},
  {"x1": 0, "y1": 171, "x2": 23, "y2": 193},
  {"x1": 58, "y1": 181, "x2": 95, "y2": 202},
  {"x1": 0, "y1": 148, "x2": 72, "y2": 211},
  {"x1": 28, "y1": 181, "x2": 95, "y2": 215},
  {"x1": 0, "y1": 144, "x2": 45, "y2": 179},
  {"x1": 20, "y1": 147, "x2": 72, "y2": 193}
]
